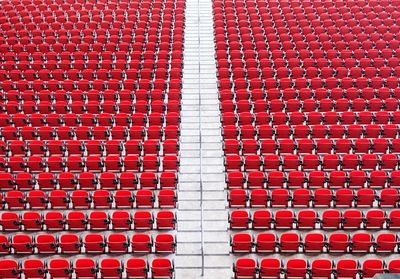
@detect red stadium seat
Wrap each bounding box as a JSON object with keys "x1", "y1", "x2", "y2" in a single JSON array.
[
  {"x1": 22, "y1": 259, "x2": 45, "y2": 279},
  {"x1": 286, "y1": 259, "x2": 307, "y2": 279},
  {"x1": 59, "y1": 234, "x2": 81, "y2": 253},
  {"x1": 304, "y1": 233, "x2": 325, "y2": 253},
  {"x1": 275, "y1": 210, "x2": 294, "y2": 229},
  {"x1": 259, "y1": 258, "x2": 281, "y2": 279},
  {"x1": 74, "y1": 258, "x2": 97, "y2": 279},
  {"x1": 255, "y1": 233, "x2": 276, "y2": 253},
  {"x1": 0, "y1": 259, "x2": 19, "y2": 278},
  {"x1": 352, "y1": 233, "x2": 373, "y2": 253},
  {"x1": 297, "y1": 210, "x2": 317, "y2": 229},
  {"x1": 375, "y1": 233, "x2": 397, "y2": 253},
  {"x1": 115, "y1": 190, "x2": 134, "y2": 208},
  {"x1": 336, "y1": 259, "x2": 358, "y2": 279},
  {"x1": 389, "y1": 259, "x2": 400, "y2": 273},
  {"x1": 311, "y1": 259, "x2": 332, "y2": 279},
  {"x1": 84, "y1": 233, "x2": 105, "y2": 253},
  {"x1": 5, "y1": 190, "x2": 25, "y2": 210},
  {"x1": 231, "y1": 233, "x2": 253, "y2": 253},
  {"x1": 48, "y1": 258, "x2": 72, "y2": 279},
  {"x1": 155, "y1": 234, "x2": 176, "y2": 253},
  {"x1": 111, "y1": 211, "x2": 132, "y2": 230},
  {"x1": 88, "y1": 211, "x2": 109, "y2": 230},
  {"x1": 100, "y1": 258, "x2": 122, "y2": 279},
  {"x1": 12, "y1": 234, "x2": 33, "y2": 254},
  {"x1": 234, "y1": 258, "x2": 257, "y2": 279},
  {"x1": 365, "y1": 209, "x2": 386, "y2": 229},
  {"x1": 107, "y1": 234, "x2": 129, "y2": 253},
  {"x1": 66, "y1": 211, "x2": 87, "y2": 231},
  {"x1": 126, "y1": 258, "x2": 148, "y2": 279},
  {"x1": 280, "y1": 232, "x2": 300, "y2": 253},
  {"x1": 159, "y1": 190, "x2": 177, "y2": 208},
  {"x1": 156, "y1": 211, "x2": 176, "y2": 230},
  {"x1": 36, "y1": 234, "x2": 57, "y2": 253},
  {"x1": 362, "y1": 259, "x2": 384, "y2": 279},
  {"x1": 136, "y1": 190, "x2": 155, "y2": 208},
  {"x1": 151, "y1": 258, "x2": 174, "y2": 279},
  {"x1": 0, "y1": 212, "x2": 20, "y2": 231},
  {"x1": 343, "y1": 210, "x2": 363, "y2": 230},
  {"x1": 321, "y1": 209, "x2": 341, "y2": 229},
  {"x1": 229, "y1": 210, "x2": 250, "y2": 230}
]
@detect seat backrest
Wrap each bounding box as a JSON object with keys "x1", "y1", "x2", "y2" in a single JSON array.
[
  {"x1": 75, "y1": 258, "x2": 96, "y2": 277},
  {"x1": 152, "y1": 258, "x2": 173, "y2": 277}
]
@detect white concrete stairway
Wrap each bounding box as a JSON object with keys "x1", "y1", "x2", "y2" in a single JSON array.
[{"x1": 175, "y1": 0, "x2": 231, "y2": 277}]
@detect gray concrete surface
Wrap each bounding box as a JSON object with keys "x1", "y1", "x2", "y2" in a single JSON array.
[{"x1": 176, "y1": 0, "x2": 231, "y2": 277}]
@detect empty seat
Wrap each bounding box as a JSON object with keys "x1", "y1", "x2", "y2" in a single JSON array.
[
  {"x1": 343, "y1": 210, "x2": 363, "y2": 229},
  {"x1": 389, "y1": 259, "x2": 400, "y2": 273},
  {"x1": 66, "y1": 211, "x2": 87, "y2": 231},
  {"x1": 112, "y1": 211, "x2": 132, "y2": 230},
  {"x1": 159, "y1": 190, "x2": 177, "y2": 208},
  {"x1": 5, "y1": 191, "x2": 25, "y2": 210},
  {"x1": 44, "y1": 211, "x2": 64, "y2": 231},
  {"x1": 351, "y1": 233, "x2": 372, "y2": 253},
  {"x1": 84, "y1": 233, "x2": 106, "y2": 253},
  {"x1": 304, "y1": 233, "x2": 325, "y2": 253},
  {"x1": 100, "y1": 258, "x2": 123, "y2": 279},
  {"x1": 156, "y1": 211, "x2": 176, "y2": 230},
  {"x1": 136, "y1": 190, "x2": 155, "y2": 208},
  {"x1": 365, "y1": 209, "x2": 386, "y2": 229},
  {"x1": 12, "y1": 234, "x2": 33, "y2": 254},
  {"x1": 126, "y1": 258, "x2": 148, "y2": 279},
  {"x1": 255, "y1": 233, "x2": 276, "y2": 253},
  {"x1": 375, "y1": 233, "x2": 397, "y2": 253},
  {"x1": 252, "y1": 210, "x2": 272, "y2": 229},
  {"x1": 0, "y1": 259, "x2": 19, "y2": 278},
  {"x1": 131, "y1": 234, "x2": 152, "y2": 253},
  {"x1": 108, "y1": 234, "x2": 129, "y2": 253},
  {"x1": 155, "y1": 234, "x2": 176, "y2": 253},
  {"x1": 362, "y1": 259, "x2": 384, "y2": 278},
  {"x1": 329, "y1": 233, "x2": 349, "y2": 253},
  {"x1": 48, "y1": 258, "x2": 72, "y2": 279},
  {"x1": 151, "y1": 258, "x2": 174, "y2": 279},
  {"x1": 311, "y1": 259, "x2": 332, "y2": 279},
  {"x1": 22, "y1": 259, "x2": 45, "y2": 279},
  {"x1": 259, "y1": 258, "x2": 281, "y2": 279},
  {"x1": 286, "y1": 259, "x2": 307, "y2": 279},
  {"x1": 297, "y1": 210, "x2": 317, "y2": 229},
  {"x1": 231, "y1": 233, "x2": 253, "y2": 253},
  {"x1": 59, "y1": 234, "x2": 81, "y2": 253},
  {"x1": 275, "y1": 210, "x2": 294, "y2": 229},
  {"x1": 114, "y1": 190, "x2": 134, "y2": 208},
  {"x1": 74, "y1": 258, "x2": 97, "y2": 279},
  {"x1": 229, "y1": 189, "x2": 248, "y2": 207},
  {"x1": 36, "y1": 234, "x2": 57, "y2": 253},
  {"x1": 134, "y1": 211, "x2": 153, "y2": 230},
  {"x1": 234, "y1": 258, "x2": 257, "y2": 279},
  {"x1": 336, "y1": 259, "x2": 358, "y2": 279},
  {"x1": 321, "y1": 210, "x2": 341, "y2": 229},
  {"x1": 229, "y1": 210, "x2": 250, "y2": 230},
  {"x1": 280, "y1": 232, "x2": 300, "y2": 253}
]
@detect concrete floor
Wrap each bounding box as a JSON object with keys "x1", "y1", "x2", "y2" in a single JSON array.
[{"x1": 175, "y1": 0, "x2": 231, "y2": 277}]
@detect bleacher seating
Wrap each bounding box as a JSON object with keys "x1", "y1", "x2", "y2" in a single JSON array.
[
  {"x1": 0, "y1": 209, "x2": 176, "y2": 231},
  {"x1": 233, "y1": 258, "x2": 400, "y2": 279},
  {"x1": 214, "y1": 0, "x2": 400, "y2": 276},
  {"x1": 0, "y1": 0, "x2": 183, "y2": 276},
  {"x1": 229, "y1": 208, "x2": 400, "y2": 230},
  {"x1": 231, "y1": 232, "x2": 399, "y2": 253},
  {"x1": 0, "y1": 232, "x2": 176, "y2": 254},
  {"x1": 0, "y1": 258, "x2": 174, "y2": 278}
]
